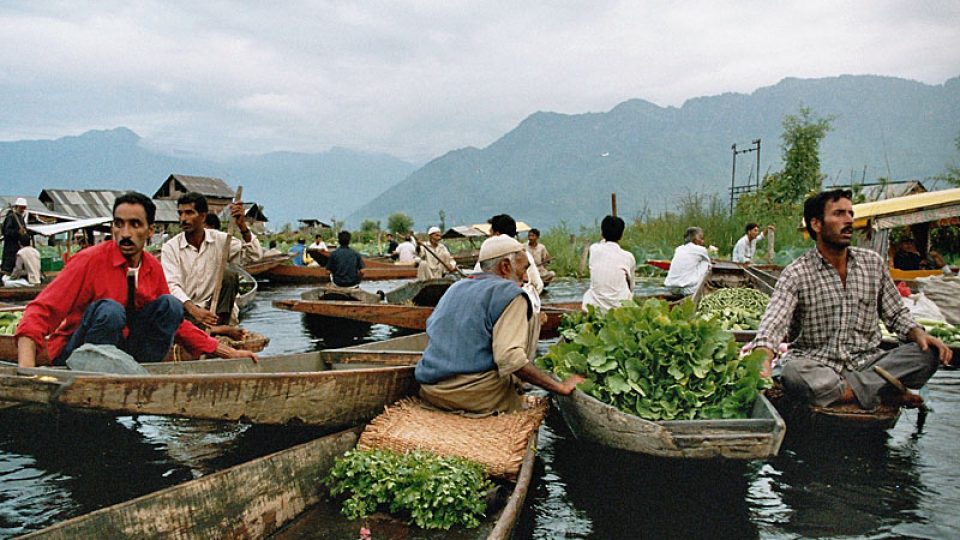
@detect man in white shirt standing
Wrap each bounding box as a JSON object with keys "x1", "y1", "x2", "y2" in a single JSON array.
[
  {"x1": 161, "y1": 192, "x2": 262, "y2": 336},
  {"x1": 582, "y1": 215, "x2": 636, "y2": 312},
  {"x1": 394, "y1": 233, "x2": 419, "y2": 264},
  {"x1": 732, "y1": 223, "x2": 773, "y2": 264},
  {"x1": 664, "y1": 226, "x2": 711, "y2": 296}
]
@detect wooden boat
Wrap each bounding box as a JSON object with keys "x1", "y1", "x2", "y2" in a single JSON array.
[
  {"x1": 263, "y1": 262, "x2": 419, "y2": 284},
  {"x1": 764, "y1": 384, "x2": 901, "y2": 432},
  {"x1": 236, "y1": 266, "x2": 257, "y2": 314},
  {"x1": 242, "y1": 255, "x2": 290, "y2": 276},
  {"x1": 555, "y1": 389, "x2": 785, "y2": 459},
  {"x1": 646, "y1": 259, "x2": 671, "y2": 271},
  {"x1": 0, "y1": 284, "x2": 46, "y2": 302},
  {"x1": 23, "y1": 421, "x2": 537, "y2": 539},
  {"x1": 0, "y1": 306, "x2": 269, "y2": 365},
  {"x1": 0, "y1": 335, "x2": 425, "y2": 426}
]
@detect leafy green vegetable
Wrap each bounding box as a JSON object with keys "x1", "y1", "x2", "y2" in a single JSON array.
[
  {"x1": 697, "y1": 287, "x2": 769, "y2": 330},
  {"x1": 0, "y1": 311, "x2": 23, "y2": 336},
  {"x1": 325, "y1": 448, "x2": 493, "y2": 530},
  {"x1": 538, "y1": 298, "x2": 770, "y2": 421}
]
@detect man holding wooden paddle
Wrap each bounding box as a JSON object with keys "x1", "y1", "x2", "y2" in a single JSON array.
[
  {"x1": 16, "y1": 192, "x2": 257, "y2": 368},
  {"x1": 750, "y1": 189, "x2": 952, "y2": 409}
]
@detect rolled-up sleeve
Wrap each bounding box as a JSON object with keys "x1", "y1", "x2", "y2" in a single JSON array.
[
  {"x1": 491, "y1": 296, "x2": 532, "y2": 376},
  {"x1": 228, "y1": 233, "x2": 262, "y2": 266},
  {"x1": 751, "y1": 270, "x2": 799, "y2": 352}
]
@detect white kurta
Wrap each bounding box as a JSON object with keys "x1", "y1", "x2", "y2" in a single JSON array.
[
  {"x1": 663, "y1": 242, "x2": 711, "y2": 295},
  {"x1": 732, "y1": 232, "x2": 764, "y2": 263},
  {"x1": 582, "y1": 241, "x2": 636, "y2": 312}
]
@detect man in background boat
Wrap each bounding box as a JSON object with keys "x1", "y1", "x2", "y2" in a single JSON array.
[
  {"x1": 289, "y1": 238, "x2": 307, "y2": 266},
  {"x1": 2, "y1": 234, "x2": 40, "y2": 287},
  {"x1": 2, "y1": 198, "x2": 28, "y2": 275},
  {"x1": 15, "y1": 192, "x2": 257, "y2": 368},
  {"x1": 162, "y1": 192, "x2": 262, "y2": 336},
  {"x1": 326, "y1": 230, "x2": 364, "y2": 287},
  {"x1": 307, "y1": 234, "x2": 329, "y2": 266},
  {"x1": 416, "y1": 226, "x2": 457, "y2": 281},
  {"x1": 663, "y1": 226, "x2": 711, "y2": 296},
  {"x1": 394, "y1": 233, "x2": 418, "y2": 264},
  {"x1": 385, "y1": 233, "x2": 399, "y2": 260},
  {"x1": 526, "y1": 228, "x2": 555, "y2": 285},
  {"x1": 732, "y1": 223, "x2": 774, "y2": 264},
  {"x1": 415, "y1": 235, "x2": 584, "y2": 415},
  {"x1": 750, "y1": 189, "x2": 951, "y2": 410},
  {"x1": 262, "y1": 239, "x2": 283, "y2": 258},
  {"x1": 582, "y1": 215, "x2": 636, "y2": 312}
]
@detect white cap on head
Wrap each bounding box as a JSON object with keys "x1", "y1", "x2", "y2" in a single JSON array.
[
  {"x1": 14, "y1": 197, "x2": 27, "y2": 207},
  {"x1": 478, "y1": 235, "x2": 523, "y2": 263},
  {"x1": 427, "y1": 226, "x2": 441, "y2": 235}
]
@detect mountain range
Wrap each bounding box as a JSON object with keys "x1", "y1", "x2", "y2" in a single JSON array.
[{"x1": 1, "y1": 74, "x2": 958, "y2": 230}]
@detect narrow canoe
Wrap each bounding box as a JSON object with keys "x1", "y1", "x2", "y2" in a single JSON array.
[
  {"x1": 243, "y1": 255, "x2": 290, "y2": 276},
  {"x1": 0, "y1": 284, "x2": 46, "y2": 302},
  {"x1": 0, "y1": 336, "x2": 424, "y2": 426},
  {"x1": 555, "y1": 389, "x2": 785, "y2": 459},
  {"x1": 22, "y1": 424, "x2": 538, "y2": 540},
  {"x1": 764, "y1": 385, "x2": 902, "y2": 432},
  {"x1": 236, "y1": 266, "x2": 257, "y2": 314},
  {"x1": 0, "y1": 306, "x2": 269, "y2": 365},
  {"x1": 263, "y1": 263, "x2": 419, "y2": 284}
]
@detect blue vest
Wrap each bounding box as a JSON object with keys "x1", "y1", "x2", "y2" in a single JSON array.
[{"x1": 415, "y1": 273, "x2": 527, "y2": 384}]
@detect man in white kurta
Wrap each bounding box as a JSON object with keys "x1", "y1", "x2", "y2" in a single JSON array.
[
  {"x1": 162, "y1": 193, "x2": 262, "y2": 328},
  {"x1": 664, "y1": 226, "x2": 711, "y2": 295},
  {"x1": 416, "y1": 226, "x2": 456, "y2": 281},
  {"x1": 582, "y1": 215, "x2": 636, "y2": 312},
  {"x1": 732, "y1": 223, "x2": 772, "y2": 264},
  {"x1": 394, "y1": 235, "x2": 418, "y2": 264}
]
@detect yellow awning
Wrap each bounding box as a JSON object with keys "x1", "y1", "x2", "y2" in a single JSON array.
[{"x1": 852, "y1": 187, "x2": 960, "y2": 229}]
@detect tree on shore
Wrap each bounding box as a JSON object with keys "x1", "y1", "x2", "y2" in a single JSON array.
[
  {"x1": 760, "y1": 106, "x2": 835, "y2": 204},
  {"x1": 387, "y1": 212, "x2": 414, "y2": 234}
]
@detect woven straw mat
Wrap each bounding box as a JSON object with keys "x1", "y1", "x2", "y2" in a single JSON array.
[{"x1": 358, "y1": 396, "x2": 548, "y2": 481}]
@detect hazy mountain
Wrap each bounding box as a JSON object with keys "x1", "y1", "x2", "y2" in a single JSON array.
[
  {"x1": 350, "y1": 75, "x2": 960, "y2": 230},
  {"x1": 0, "y1": 128, "x2": 416, "y2": 226}
]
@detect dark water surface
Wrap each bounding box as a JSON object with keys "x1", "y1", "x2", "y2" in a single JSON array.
[{"x1": 0, "y1": 278, "x2": 958, "y2": 538}]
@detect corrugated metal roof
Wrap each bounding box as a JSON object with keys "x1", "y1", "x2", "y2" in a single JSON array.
[
  {"x1": 153, "y1": 199, "x2": 180, "y2": 224},
  {"x1": 39, "y1": 189, "x2": 180, "y2": 223},
  {"x1": 167, "y1": 174, "x2": 234, "y2": 198}
]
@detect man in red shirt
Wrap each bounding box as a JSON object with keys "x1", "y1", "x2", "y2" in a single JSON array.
[{"x1": 16, "y1": 192, "x2": 258, "y2": 367}]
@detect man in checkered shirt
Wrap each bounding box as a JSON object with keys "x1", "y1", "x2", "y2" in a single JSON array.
[{"x1": 750, "y1": 189, "x2": 952, "y2": 409}]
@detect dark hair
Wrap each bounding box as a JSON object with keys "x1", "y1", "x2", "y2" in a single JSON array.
[
  {"x1": 269, "y1": 240, "x2": 277, "y2": 249},
  {"x1": 113, "y1": 192, "x2": 156, "y2": 225},
  {"x1": 489, "y1": 214, "x2": 517, "y2": 237},
  {"x1": 338, "y1": 230, "x2": 351, "y2": 246},
  {"x1": 177, "y1": 192, "x2": 208, "y2": 214},
  {"x1": 804, "y1": 189, "x2": 852, "y2": 241},
  {"x1": 204, "y1": 213, "x2": 222, "y2": 229},
  {"x1": 745, "y1": 222, "x2": 759, "y2": 234},
  {"x1": 297, "y1": 238, "x2": 305, "y2": 244},
  {"x1": 529, "y1": 228, "x2": 541, "y2": 237},
  {"x1": 315, "y1": 234, "x2": 323, "y2": 240},
  {"x1": 601, "y1": 215, "x2": 625, "y2": 242}
]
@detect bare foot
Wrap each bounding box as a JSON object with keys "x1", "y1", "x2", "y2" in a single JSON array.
[{"x1": 208, "y1": 325, "x2": 248, "y2": 341}]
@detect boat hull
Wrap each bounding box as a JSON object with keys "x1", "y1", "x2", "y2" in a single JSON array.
[
  {"x1": 263, "y1": 263, "x2": 418, "y2": 284},
  {"x1": 555, "y1": 389, "x2": 785, "y2": 459}
]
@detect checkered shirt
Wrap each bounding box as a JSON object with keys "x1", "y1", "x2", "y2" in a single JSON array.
[{"x1": 751, "y1": 246, "x2": 919, "y2": 372}]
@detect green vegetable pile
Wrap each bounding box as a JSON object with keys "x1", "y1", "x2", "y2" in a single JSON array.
[
  {"x1": 537, "y1": 298, "x2": 770, "y2": 421},
  {"x1": 325, "y1": 448, "x2": 493, "y2": 530},
  {"x1": 697, "y1": 287, "x2": 770, "y2": 330},
  {"x1": 0, "y1": 311, "x2": 23, "y2": 336},
  {"x1": 918, "y1": 320, "x2": 960, "y2": 347}
]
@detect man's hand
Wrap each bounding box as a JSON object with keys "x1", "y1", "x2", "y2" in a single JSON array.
[
  {"x1": 208, "y1": 325, "x2": 248, "y2": 341},
  {"x1": 558, "y1": 374, "x2": 586, "y2": 395},
  {"x1": 909, "y1": 327, "x2": 954, "y2": 366},
  {"x1": 214, "y1": 343, "x2": 259, "y2": 363},
  {"x1": 186, "y1": 301, "x2": 218, "y2": 327}
]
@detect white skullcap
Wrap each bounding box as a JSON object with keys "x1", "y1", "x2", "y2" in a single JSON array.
[
  {"x1": 427, "y1": 226, "x2": 441, "y2": 235},
  {"x1": 14, "y1": 197, "x2": 27, "y2": 207},
  {"x1": 478, "y1": 235, "x2": 523, "y2": 262}
]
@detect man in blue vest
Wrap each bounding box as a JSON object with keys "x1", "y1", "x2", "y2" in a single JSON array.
[{"x1": 415, "y1": 235, "x2": 584, "y2": 415}]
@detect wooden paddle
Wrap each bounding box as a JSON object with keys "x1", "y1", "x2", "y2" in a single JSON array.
[{"x1": 208, "y1": 186, "x2": 243, "y2": 317}]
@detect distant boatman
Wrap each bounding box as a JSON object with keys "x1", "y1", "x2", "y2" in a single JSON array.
[
  {"x1": 663, "y1": 226, "x2": 711, "y2": 296},
  {"x1": 582, "y1": 215, "x2": 636, "y2": 312},
  {"x1": 2, "y1": 197, "x2": 29, "y2": 275},
  {"x1": 525, "y1": 228, "x2": 555, "y2": 285},
  {"x1": 416, "y1": 226, "x2": 457, "y2": 281},
  {"x1": 732, "y1": 222, "x2": 774, "y2": 264},
  {"x1": 326, "y1": 230, "x2": 365, "y2": 287},
  {"x1": 415, "y1": 235, "x2": 584, "y2": 415}
]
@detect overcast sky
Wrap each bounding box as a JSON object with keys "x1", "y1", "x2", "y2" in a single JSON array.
[{"x1": 1, "y1": 0, "x2": 958, "y2": 163}]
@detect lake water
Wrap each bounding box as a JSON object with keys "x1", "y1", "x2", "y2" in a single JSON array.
[{"x1": 0, "y1": 278, "x2": 957, "y2": 538}]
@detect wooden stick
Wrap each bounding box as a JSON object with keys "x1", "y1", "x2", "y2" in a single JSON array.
[
  {"x1": 209, "y1": 186, "x2": 243, "y2": 316},
  {"x1": 611, "y1": 193, "x2": 618, "y2": 217}
]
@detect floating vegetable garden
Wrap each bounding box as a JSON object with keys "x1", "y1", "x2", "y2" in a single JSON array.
[{"x1": 537, "y1": 298, "x2": 770, "y2": 421}]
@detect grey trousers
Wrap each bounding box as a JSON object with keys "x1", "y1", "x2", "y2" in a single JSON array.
[{"x1": 780, "y1": 343, "x2": 940, "y2": 408}]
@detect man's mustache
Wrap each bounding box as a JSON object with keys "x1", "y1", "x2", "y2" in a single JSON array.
[
  {"x1": 841, "y1": 227, "x2": 853, "y2": 234},
  {"x1": 118, "y1": 239, "x2": 136, "y2": 246}
]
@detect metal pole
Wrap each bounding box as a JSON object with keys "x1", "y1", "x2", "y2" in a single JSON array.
[
  {"x1": 730, "y1": 143, "x2": 737, "y2": 215},
  {"x1": 755, "y1": 139, "x2": 761, "y2": 190}
]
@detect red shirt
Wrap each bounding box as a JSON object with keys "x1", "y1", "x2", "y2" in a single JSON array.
[{"x1": 16, "y1": 240, "x2": 218, "y2": 363}]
